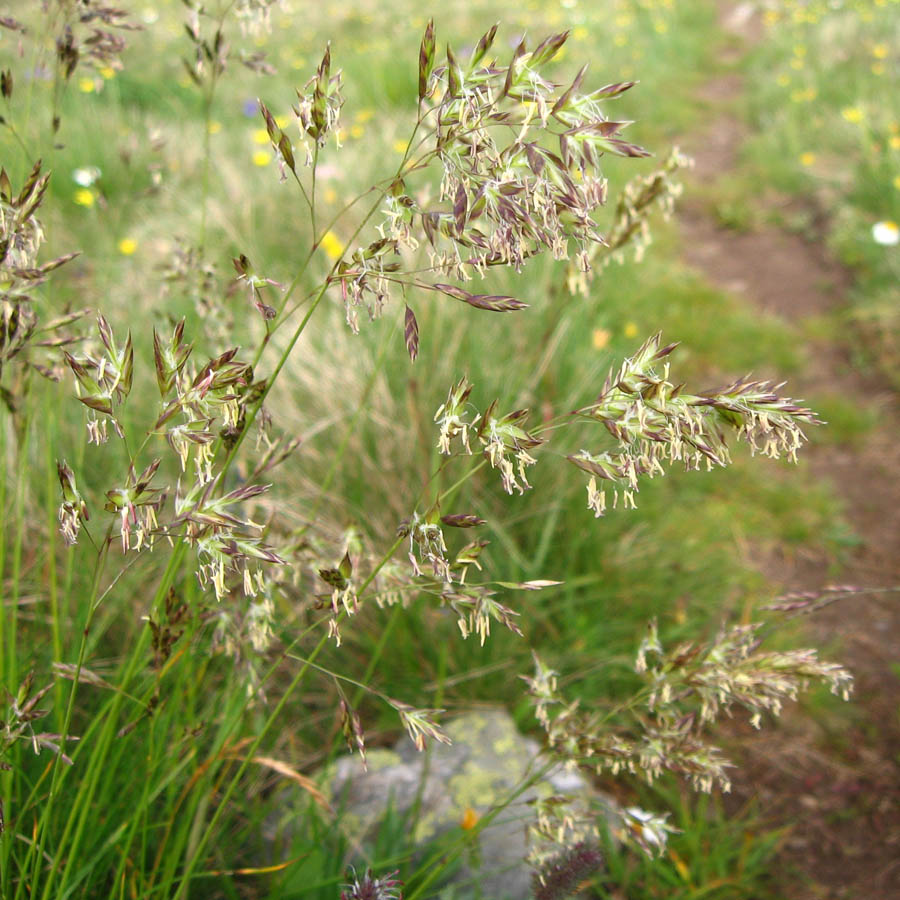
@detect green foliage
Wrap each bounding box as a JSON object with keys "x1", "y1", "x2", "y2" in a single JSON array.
[
  {"x1": 596, "y1": 782, "x2": 784, "y2": 900},
  {"x1": 0, "y1": 2, "x2": 858, "y2": 899},
  {"x1": 739, "y1": 0, "x2": 899, "y2": 386}
]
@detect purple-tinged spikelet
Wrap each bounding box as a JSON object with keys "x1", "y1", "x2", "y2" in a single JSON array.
[
  {"x1": 340, "y1": 867, "x2": 403, "y2": 900},
  {"x1": 531, "y1": 842, "x2": 604, "y2": 900}
]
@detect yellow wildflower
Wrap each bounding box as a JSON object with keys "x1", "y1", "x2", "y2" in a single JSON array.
[
  {"x1": 252, "y1": 150, "x2": 271, "y2": 166},
  {"x1": 117, "y1": 238, "x2": 138, "y2": 255},
  {"x1": 592, "y1": 328, "x2": 611, "y2": 349},
  {"x1": 871, "y1": 43, "x2": 889, "y2": 59},
  {"x1": 624, "y1": 322, "x2": 639, "y2": 339},
  {"x1": 78, "y1": 77, "x2": 95, "y2": 93},
  {"x1": 460, "y1": 807, "x2": 480, "y2": 830},
  {"x1": 799, "y1": 152, "x2": 816, "y2": 167},
  {"x1": 320, "y1": 230, "x2": 344, "y2": 260},
  {"x1": 841, "y1": 107, "x2": 863, "y2": 124},
  {"x1": 208, "y1": 120, "x2": 222, "y2": 134},
  {"x1": 73, "y1": 189, "x2": 95, "y2": 207}
]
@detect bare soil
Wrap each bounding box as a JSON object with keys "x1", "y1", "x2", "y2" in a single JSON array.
[{"x1": 674, "y1": 4, "x2": 900, "y2": 897}]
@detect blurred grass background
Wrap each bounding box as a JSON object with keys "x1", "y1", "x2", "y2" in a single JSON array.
[{"x1": 0, "y1": 0, "x2": 896, "y2": 896}]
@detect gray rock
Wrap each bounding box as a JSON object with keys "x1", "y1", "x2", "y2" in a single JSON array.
[{"x1": 315, "y1": 708, "x2": 616, "y2": 900}]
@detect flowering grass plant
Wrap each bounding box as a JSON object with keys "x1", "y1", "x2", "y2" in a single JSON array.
[{"x1": 0, "y1": 2, "x2": 854, "y2": 898}]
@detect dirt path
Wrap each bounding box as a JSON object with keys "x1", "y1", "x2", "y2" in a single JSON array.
[{"x1": 674, "y1": 4, "x2": 900, "y2": 898}]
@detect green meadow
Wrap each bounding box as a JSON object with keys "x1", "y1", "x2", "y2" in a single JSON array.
[{"x1": 1, "y1": 0, "x2": 895, "y2": 897}]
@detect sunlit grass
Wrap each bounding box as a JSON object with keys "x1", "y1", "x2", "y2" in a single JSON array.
[{"x1": 0, "y1": 1, "x2": 860, "y2": 897}]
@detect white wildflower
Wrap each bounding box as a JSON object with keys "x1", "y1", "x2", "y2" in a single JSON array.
[
  {"x1": 872, "y1": 220, "x2": 899, "y2": 246},
  {"x1": 72, "y1": 166, "x2": 101, "y2": 187}
]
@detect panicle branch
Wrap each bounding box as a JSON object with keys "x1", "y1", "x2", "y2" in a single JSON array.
[
  {"x1": 1, "y1": 162, "x2": 84, "y2": 402},
  {"x1": 568, "y1": 333, "x2": 821, "y2": 516},
  {"x1": 525, "y1": 619, "x2": 852, "y2": 799}
]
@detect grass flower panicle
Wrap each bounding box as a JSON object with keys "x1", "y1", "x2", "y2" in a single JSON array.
[
  {"x1": 56, "y1": 460, "x2": 89, "y2": 546},
  {"x1": 525, "y1": 618, "x2": 852, "y2": 814},
  {"x1": 443, "y1": 583, "x2": 523, "y2": 644},
  {"x1": 253, "y1": 23, "x2": 661, "y2": 355},
  {"x1": 1, "y1": 163, "x2": 83, "y2": 397},
  {"x1": 568, "y1": 334, "x2": 820, "y2": 515},
  {"x1": 234, "y1": 0, "x2": 283, "y2": 36},
  {"x1": 569, "y1": 146, "x2": 691, "y2": 294},
  {"x1": 1, "y1": 673, "x2": 65, "y2": 763},
  {"x1": 434, "y1": 375, "x2": 475, "y2": 454},
  {"x1": 480, "y1": 405, "x2": 545, "y2": 495},
  {"x1": 1, "y1": 672, "x2": 79, "y2": 838},
  {"x1": 388, "y1": 699, "x2": 451, "y2": 752},
  {"x1": 340, "y1": 867, "x2": 403, "y2": 900},
  {"x1": 64, "y1": 314, "x2": 133, "y2": 429},
  {"x1": 104, "y1": 460, "x2": 165, "y2": 553},
  {"x1": 619, "y1": 806, "x2": 678, "y2": 857},
  {"x1": 531, "y1": 841, "x2": 605, "y2": 900},
  {"x1": 338, "y1": 689, "x2": 367, "y2": 770},
  {"x1": 639, "y1": 620, "x2": 855, "y2": 727},
  {"x1": 398, "y1": 511, "x2": 452, "y2": 583},
  {"x1": 0, "y1": 8, "x2": 865, "y2": 897},
  {"x1": 433, "y1": 379, "x2": 544, "y2": 493}
]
